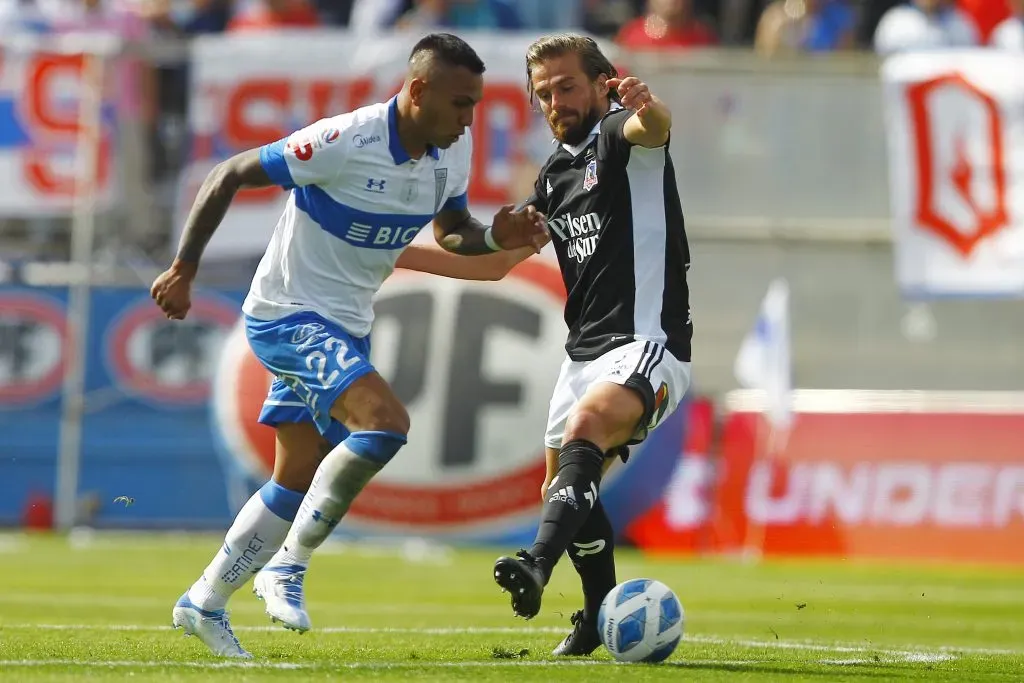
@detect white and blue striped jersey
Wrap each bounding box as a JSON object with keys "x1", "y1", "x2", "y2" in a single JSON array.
[{"x1": 242, "y1": 96, "x2": 472, "y2": 337}]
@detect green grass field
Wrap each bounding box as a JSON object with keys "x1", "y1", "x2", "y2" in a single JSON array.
[{"x1": 0, "y1": 531, "x2": 1022, "y2": 681}]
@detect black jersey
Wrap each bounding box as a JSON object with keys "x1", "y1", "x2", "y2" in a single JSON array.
[{"x1": 525, "y1": 105, "x2": 692, "y2": 362}]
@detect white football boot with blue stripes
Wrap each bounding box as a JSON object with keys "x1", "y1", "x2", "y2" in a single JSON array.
[
  {"x1": 252, "y1": 564, "x2": 311, "y2": 632},
  {"x1": 171, "y1": 593, "x2": 252, "y2": 658}
]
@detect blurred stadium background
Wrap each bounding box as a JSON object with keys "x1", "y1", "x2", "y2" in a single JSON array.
[{"x1": 1, "y1": 0, "x2": 1023, "y2": 677}]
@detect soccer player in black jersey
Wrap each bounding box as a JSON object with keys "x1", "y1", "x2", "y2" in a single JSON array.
[{"x1": 492, "y1": 34, "x2": 694, "y2": 657}]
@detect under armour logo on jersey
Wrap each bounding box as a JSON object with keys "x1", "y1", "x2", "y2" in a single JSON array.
[
  {"x1": 365, "y1": 178, "x2": 386, "y2": 192},
  {"x1": 573, "y1": 539, "x2": 606, "y2": 557}
]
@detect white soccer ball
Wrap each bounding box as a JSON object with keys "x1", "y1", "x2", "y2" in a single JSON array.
[{"x1": 597, "y1": 578, "x2": 684, "y2": 663}]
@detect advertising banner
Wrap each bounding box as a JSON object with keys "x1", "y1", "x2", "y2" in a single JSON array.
[
  {"x1": 882, "y1": 51, "x2": 1024, "y2": 297},
  {"x1": 0, "y1": 44, "x2": 118, "y2": 213},
  {"x1": 636, "y1": 390, "x2": 1024, "y2": 565}
]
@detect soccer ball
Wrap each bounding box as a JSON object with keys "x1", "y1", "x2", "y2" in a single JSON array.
[{"x1": 597, "y1": 578, "x2": 684, "y2": 663}]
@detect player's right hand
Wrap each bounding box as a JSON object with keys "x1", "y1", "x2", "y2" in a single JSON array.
[
  {"x1": 492, "y1": 204, "x2": 548, "y2": 253},
  {"x1": 150, "y1": 260, "x2": 197, "y2": 320}
]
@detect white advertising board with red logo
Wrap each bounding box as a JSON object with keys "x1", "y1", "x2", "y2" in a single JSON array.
[
  {"x1": 0, "y1": 46, "x2": 118, "y2": 214},
  {"x1": 882, "y1": 51, "x2": 1024, "y2": 297}
]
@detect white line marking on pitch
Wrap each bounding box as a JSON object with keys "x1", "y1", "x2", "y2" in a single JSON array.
[
  {"x1": 0, "y1": 659, "x2": 763, "y2": 670},
  {"x1": 0, "y1": 624, "x2": 976, "y2": 663},
  {"x1": 687, "y1": 635, "x2": 959, "y2": 661}
]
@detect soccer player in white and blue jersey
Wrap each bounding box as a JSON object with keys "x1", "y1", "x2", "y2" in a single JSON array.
[{"x1": 151, "y1": 34, "x2": 546, "y2": 658}]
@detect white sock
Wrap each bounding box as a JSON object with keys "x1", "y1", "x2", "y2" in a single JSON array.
[
  {"x1": 271, "y1": 442, "x2": 383, "y2": 568},
  {"x1": 187, "y1": 489, "x2": 293, "y2": 611}
]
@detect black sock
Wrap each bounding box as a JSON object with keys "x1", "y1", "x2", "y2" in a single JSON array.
[
  {"x1": 530, "y1": 439, "x2": 604, "y2": 582},
  {"x1": 567, "y1": 497, "x2": 616, "y2": 624}
]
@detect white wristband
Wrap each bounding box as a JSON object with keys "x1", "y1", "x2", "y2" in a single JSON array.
[{"x1": 483, "y1": 226, "x2": 502, "y2": 252}]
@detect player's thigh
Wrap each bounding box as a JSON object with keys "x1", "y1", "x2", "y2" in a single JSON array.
[
  {"x1": 566, "y1": 340, "x2": 686, "y2": 449},
  {"x1": 273, "y1": 421, "x2": 332, "y2": 492},
  {"x1": 245, "y1": 312, "x2": 378, "y2": 436},
  {"x1": 565, "y1": 381, "x2": 646, "y2": 450},
  {"x1": 328, "y1": 371, "x2": 409, "y2": 435}
]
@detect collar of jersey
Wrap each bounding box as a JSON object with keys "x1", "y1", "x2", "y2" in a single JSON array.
[
  {"x1": 557, "y1": 102, "x2": 624, "y2": 156},
  {"x1": 387, "y1": 96, "x2": 440, "y2": 165}
]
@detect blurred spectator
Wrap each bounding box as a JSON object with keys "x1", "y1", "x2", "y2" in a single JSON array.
[
  {"x1": 516, "y1": 0, "x2": 583, "y2": 30},
  {"x1": 582, "y1": 0, "x2": 642, "y2": 37},
  {"x1": 958, "y1": 0, "x2": 1010, "y2": 43},
  {"x1": 35, "y1": 0, "x2": 153, "y2": 119},
  {"x1": 0, "y1": 0, "x2": 49, "y2": 31},
  {"x1": 347, "y1": 0, "x2": 406, "y2": 30},
  {"x1": 755, "y1": 0, "x2": 856, "y2": 55},
  {"x1": 990, "y1": 0, "x2": 1022, "y2": 47},
  {"x1": 396, "y1": 0, "x2": 521, "y2": 30},
  {"x1": 873, "y1": 0, "x2": 978, "y2": 54},
  {"x1": 616, "y1": 0, "x2": 718, "y2": 49},
  {"x1": 142, "y1": 0, "x2": 232, "y2": 35},
  {"x1": 228, "y1": 0, "x2": 320, "y2": 31},
  {"x1": 37, "y1": 0, "x2": 149, "y2": 35},
  {"x1": 140, "y1": 0, "x2": 233, "y2": 197}
]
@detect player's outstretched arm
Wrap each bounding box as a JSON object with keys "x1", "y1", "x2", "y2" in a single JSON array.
[
  {"x1": 607, "y1": 76, "x2": 672, "y2": 149},
  {"x1": 433, "y1": 205, "x2": 547, "y2": 256},
  {"x1": 151, "y1": 150, "x2": 272, "y2": 320},
  {"x1": 396, "y1": 240, "x2": 544, "y2": 281}
]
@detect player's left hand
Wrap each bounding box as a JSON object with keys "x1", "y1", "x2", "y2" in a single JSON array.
[
  {"x1": 491, "y1": 204, "x2": 548, "y2": 253},
  {"x1": 607, "y1": 77, "x2": 653, "y2": 112}
]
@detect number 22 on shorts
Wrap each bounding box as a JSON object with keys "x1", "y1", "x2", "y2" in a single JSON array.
[{"x1": 304, "y1": 337, "x2": 361, "y2": 388}]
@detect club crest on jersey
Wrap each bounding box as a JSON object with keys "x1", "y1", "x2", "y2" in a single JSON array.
[
  {"x1": 433, "y1": 168, "x2": 448, "y2": 214},
  {"x1": 583, "y1": 159, "x2": 598, "y2": 191}
]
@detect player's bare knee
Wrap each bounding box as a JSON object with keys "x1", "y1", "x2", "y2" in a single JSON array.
[
  {"x1": 563, "y1": 408, "x2": 613, "y2": 450},
  {"x1": 330, "y1": 373, "x2": 410, "y2": 435},
  {"x1": 564, "y1": 401, "x2": 641, "y2": 452},
  {"x1": 363, "y1": 403, "x2": 411, "y2": 437}
]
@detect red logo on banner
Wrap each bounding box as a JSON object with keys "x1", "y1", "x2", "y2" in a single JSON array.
[{"x1": 908, "y1": 73, "x2": 1009, "y2": 257}]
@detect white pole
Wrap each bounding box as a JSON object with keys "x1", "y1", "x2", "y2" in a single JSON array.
[{"x1": 54, "y1": 50, "x2": 106, "y2": 531}]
